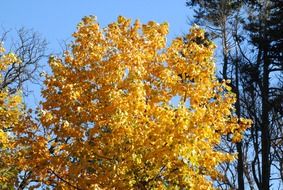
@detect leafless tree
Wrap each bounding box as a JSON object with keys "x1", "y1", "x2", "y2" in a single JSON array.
[{"x1": 0, "y1": 27, "x2": 47, "y2": 95}]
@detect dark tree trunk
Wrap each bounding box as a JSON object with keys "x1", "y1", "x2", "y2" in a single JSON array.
[
  {"x1": 222, "y1": 24, "x2": 228, "y2": 80},
  {"x1": 261, "y1": 46, "x2": 270, "y2": 190},
  {"x1": 235, "y1": 48, "x2": 245, "y2": 190}
]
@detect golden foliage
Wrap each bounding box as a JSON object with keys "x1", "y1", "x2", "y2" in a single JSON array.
[
  {"x1": 0, "y1": 43, "x2": 22, "y2": 188},
  {"x1": 13, "y1": 16, "x2": 251, "y2": 189}
]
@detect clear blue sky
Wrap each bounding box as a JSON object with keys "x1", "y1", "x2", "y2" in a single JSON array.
[
  {"x1": 1, "y1": 1, "x2": 193, "y2": 107},
  {"x1": 1, "y1": 0, "x2": 192, "y2": 52}
]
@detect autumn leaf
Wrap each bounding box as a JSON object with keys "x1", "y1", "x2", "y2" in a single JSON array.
[{"x1": 11, "y1": 16, "x2": 251, "y2": 189}]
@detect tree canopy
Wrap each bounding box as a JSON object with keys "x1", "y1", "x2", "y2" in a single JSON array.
[
  {"x1": 2, "y1": 16, "x2": 251, "y2": 189},
  {"x1": 0, "y1": 43, "x2": 23, "y2": 189}
]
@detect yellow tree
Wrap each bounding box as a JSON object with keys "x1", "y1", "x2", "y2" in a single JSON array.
[
  {"x1": 14, "y1": 16, "x2": 251, "y2": 189},
  {"x1": 0, "y1": 44, "x2": 22, "y2": 188}
]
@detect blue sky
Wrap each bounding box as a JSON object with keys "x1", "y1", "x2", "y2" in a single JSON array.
[
  {"x1": 1, "y1": 1, "x2": 193, "y2": 107},
  {"x1": 1, "y1": 0, "x2": 192, "y2": 53}
]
